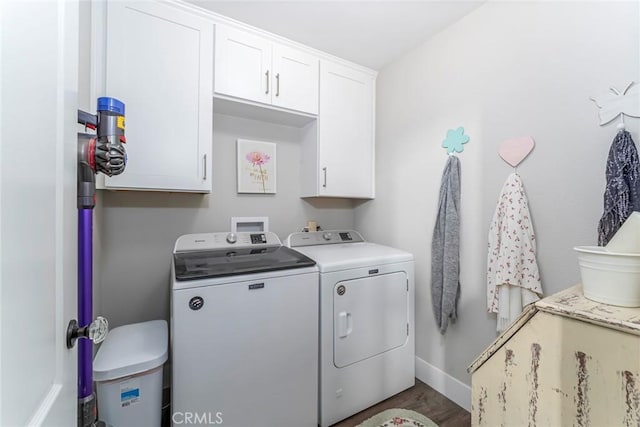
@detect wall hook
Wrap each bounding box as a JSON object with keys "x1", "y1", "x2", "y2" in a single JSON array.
[
  {"x1": 499, "y1": 136, "x2": 535, "y2": 168},
  {"x1": 590, "y1": 81, "x2": 639, "y2": 128},
  {"x1": 442, "y1": 127, "x2": 470, "y2": 154}
]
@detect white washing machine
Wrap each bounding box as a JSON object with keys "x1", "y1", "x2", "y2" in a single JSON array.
[
  {"x1": 171, "y1": 232, "x2": 319, "y2": 427},
  {"x1": 286, "y1": 230, "x2": 415, "y2": 427}
]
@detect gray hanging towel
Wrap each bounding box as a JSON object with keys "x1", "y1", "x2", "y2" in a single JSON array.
[
  {"x1": 431, "y1": 155, "x2": 461, "y2": 334},
  {"x1": 598, "y1": 130, "x2": 640, "y2": 246}
]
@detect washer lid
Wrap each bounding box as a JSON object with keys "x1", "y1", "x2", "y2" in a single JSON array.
[
  {"x1": 93, "y1": 320, "x2": 168, "y2": 382},
  {"x1": 174, "y1": 246, "x2": 316, "y2": 281}
]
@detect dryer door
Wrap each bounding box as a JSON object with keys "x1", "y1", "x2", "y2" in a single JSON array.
[{"x1": 334, "y1": 271, "x2": 408, "y2": 368}]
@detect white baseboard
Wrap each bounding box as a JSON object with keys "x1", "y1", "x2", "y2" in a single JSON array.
[{"x1": 415, "y1": 356, "x2": 471, "y2": 412}]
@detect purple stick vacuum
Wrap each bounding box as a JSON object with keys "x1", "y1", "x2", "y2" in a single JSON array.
[
  {"x1": 67, "y1": 97, "x2": 127, "y2": 427},
  {"x1": 78, "y1": 209, "x2": 93, "y2": 400}
]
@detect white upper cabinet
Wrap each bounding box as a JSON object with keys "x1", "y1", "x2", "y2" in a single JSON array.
[
  {"x1": 214, "y1": 25, "x2": 319, "y2": 115},
  {"x1": 103, "y1": 1, "x2": 213, "y2": 192},
  {"x1": 98, "y1": 0, "x2": 374, "y2": 197},
  {"x1": 271, "y1": 44, "x2": 319, "y2": 114},
  {"x1": 302, "y1": 60, "x2": 375, "y2": 199},
  {"x1": 214, "y1": 25, "x2": 271, "y2": 105}
]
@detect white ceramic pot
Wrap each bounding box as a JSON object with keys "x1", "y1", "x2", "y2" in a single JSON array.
[{"x1": 575, "y1": 246, "x2": 640, "y2": 307}]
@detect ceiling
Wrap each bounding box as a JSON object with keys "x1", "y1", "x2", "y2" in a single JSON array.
[{"x1": 185, "y1": 1, "x2": 485, "y2": 70}]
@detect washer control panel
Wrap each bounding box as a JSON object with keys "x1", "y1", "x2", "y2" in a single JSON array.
[
  {"x1": 286, "y1": 230, "x2": 365, "y2": 247},
  {"x1": 250, "y1": 233, "x2": 268, "y2": 244},
  {"x1": 174, "y1": 232, "x2": 279, "y2": 252}
]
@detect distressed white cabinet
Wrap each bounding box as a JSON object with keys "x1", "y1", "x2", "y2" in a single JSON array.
[
  {"x1": 469, "y1": 285, "x2": 640, "y2": 427},
  {"x1": 103, "y1": 1, "x2": 213, "y2": 192},
  {"x1": 214, "y1": 25, "x2": 319, "y2": 115},
  {"x1": 301, "y1": 60, "x2": 375, "y2": 198}
]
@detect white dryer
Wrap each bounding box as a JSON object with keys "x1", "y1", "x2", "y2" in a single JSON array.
[{"x1": 286, "y1": 230, "x2": 415, "y2": 427}]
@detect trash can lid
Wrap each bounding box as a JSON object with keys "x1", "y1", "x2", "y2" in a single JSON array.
[{"x1": 93, "y1": 320, "x2": 168, "y2": 382}]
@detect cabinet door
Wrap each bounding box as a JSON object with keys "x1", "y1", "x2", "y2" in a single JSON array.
[
  {"x1": 318, "y1": 61, "x2": 375, "y2": 198},
  {"x1": 214, "y1": 25, "x2": 271, "y2": 105},
  {"x1": 272, "y1": 44, "x2": 319, "y2": 114},
  {"x1": 105, "y1": 1, "x2": 212, "y2": 192}
]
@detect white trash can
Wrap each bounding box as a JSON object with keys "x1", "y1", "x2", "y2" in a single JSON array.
[{"x1": 94, "y1": 320, "x2": 168, "y2": 427}]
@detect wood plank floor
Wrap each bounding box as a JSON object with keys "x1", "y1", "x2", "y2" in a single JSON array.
[
  {"x1": 330, "y1": 379, "x2": 471, "y2": 427},
  {"x1": 162, "y1": 378, "x2": 470, "y2": 426}
]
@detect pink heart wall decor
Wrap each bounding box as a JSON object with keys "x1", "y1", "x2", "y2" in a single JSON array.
[{"x1": 499, "y1": 136, "x2": 535, "y2": 167}]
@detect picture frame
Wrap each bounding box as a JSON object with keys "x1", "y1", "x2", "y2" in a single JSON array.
[{"x1": 236, "y1": 139, "x2": 277, "y2": 194}]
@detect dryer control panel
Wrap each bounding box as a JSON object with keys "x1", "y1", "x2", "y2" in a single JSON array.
[{"x1": 286, "y1": 230, "x2": 365, "y2": 247}]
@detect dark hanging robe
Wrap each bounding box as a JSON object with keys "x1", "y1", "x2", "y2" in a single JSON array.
[
  {"x1": 431, "y1": 155, "x2": 461, "y2": 334},
  {"x1": 598, "y1": 130, "x2": 640, "y2": 246}
]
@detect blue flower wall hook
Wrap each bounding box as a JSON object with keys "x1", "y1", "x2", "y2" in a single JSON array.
[{"x1": 442, "y1": 127, "x2": 470, "y2": 154}]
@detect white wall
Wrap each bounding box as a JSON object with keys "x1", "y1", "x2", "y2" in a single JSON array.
[
  {"x1": 355, "y1": 0, "x2": 640, "y2": 404},
  {"x1": 90, "y1": 0, "x2": 639, "y2": 405},
  {"x1": 98, "y1": 114, "x2": 355, "y2": 328}
]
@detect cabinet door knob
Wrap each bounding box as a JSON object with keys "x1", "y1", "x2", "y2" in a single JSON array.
[
  {"x1": 322, "y1": 167, "x2": 327, "y2": 188},
  {"x1": 276, "y1": 73, "x2": 280, "y2": 97},
  {"x1": 265, "y1": 70, "x2": 269, "y2": 94}
]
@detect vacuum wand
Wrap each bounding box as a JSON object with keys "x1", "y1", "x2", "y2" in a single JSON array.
[{"x1": 70, "y1": 97, "x2": 127, "y2": 427}]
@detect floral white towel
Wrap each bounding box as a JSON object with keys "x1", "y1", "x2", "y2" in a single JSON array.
[{"x1": 487, "y1": 173, "x2": 542, "y2": 332}]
